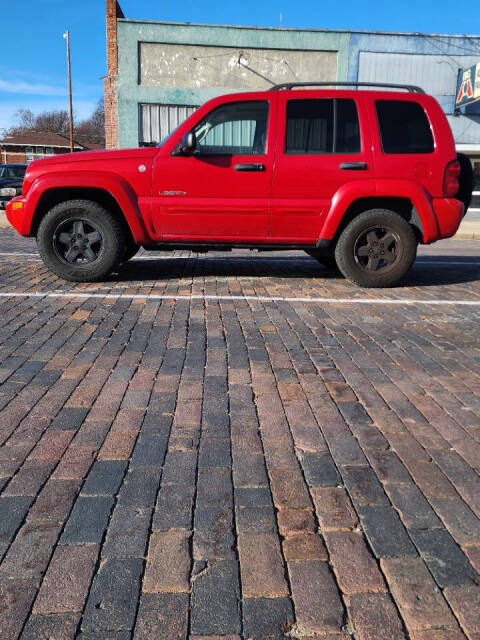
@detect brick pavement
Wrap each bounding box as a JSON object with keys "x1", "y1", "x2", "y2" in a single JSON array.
[{"x1": 0, "y1": 228, "x2": 479, "y2": 639}]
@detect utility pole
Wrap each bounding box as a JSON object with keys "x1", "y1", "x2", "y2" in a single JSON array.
[{"x1": 63, "y1": 29, "x2": 74, "y2": 152}]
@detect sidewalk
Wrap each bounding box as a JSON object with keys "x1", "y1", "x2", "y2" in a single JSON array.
[
  {"x1": 1, "y1": 208, "x2": 480, "y2": 237},
  {"x1": 456, "y1": 209, "x2": 480, "y2": 239}
]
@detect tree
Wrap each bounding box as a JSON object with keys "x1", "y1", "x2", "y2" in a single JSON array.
[
  {"x1": 2, "y1": 99, "x2": 105, "y2": 145},
  {"x1": 74, "y1": 99, "x2": 105, "y2": 144}
]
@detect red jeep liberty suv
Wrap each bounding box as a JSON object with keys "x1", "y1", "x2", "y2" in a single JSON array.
[{"x1": 6, "y1": 82, "x2": 472, "y2": 288}]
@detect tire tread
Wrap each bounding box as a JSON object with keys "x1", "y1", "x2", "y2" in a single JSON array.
[{"x1": 37, "y1": 199, "x2": 126, "y2": 282}]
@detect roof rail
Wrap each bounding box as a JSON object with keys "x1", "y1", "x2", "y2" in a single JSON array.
[{"x1": 268, "y1": 81, "x2": 425, "y2": 93}]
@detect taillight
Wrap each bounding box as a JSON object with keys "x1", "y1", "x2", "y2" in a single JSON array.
[{"x1": 444, "y1": 160, "x2": 460, "y2": 197}]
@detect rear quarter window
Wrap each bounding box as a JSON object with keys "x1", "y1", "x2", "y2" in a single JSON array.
[{"x1": 376, "y1": 100, "x2": 434, "y2": 154}]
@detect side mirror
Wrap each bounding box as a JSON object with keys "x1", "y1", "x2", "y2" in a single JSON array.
[{"x1": 173, "y1": 132, "x2": 197, "y2": 156}]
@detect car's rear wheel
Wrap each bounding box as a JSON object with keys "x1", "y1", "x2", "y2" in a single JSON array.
[
  {"x1": 37, "y1": 199, "x2": 126, "y2": 282},
  {"x1": 335, "y1": 209, "x2": 417, "y2": 288}
]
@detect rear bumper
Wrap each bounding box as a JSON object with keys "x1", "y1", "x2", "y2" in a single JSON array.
[
  {"x1": 5, "y1": 196, "x2": 31, "y2": 235},
  {"x1": 433, "y1": 198, "x2": 464, "y2": 240}
]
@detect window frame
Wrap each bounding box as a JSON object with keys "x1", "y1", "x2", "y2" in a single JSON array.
[
  {"x1": 284, "y1": 97, "x2": 361, "y2": 156},
  {"x1": 193, "y1": 100, "x2": 270, "y2": 157}
]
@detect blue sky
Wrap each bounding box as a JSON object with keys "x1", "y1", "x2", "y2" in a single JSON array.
[{"x1": 1, "y1": 0, "x2": 479, "y2": 132}]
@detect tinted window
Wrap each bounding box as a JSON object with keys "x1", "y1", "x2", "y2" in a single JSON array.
[
  {"x1": 376, "y1": 100, "x2": 434, "y2": 154},
  {"x1": 194, "y1": 101, "x2": 269, "y2": 155},
  {"x1": 285, "y1": 99, "x2": 360, "y2": 154},
  {"x1": 0, "y1": 167, "x2": 24, "y2": 178},
  {"x1": 8, "y1": 166, "x2": 25, "y2": 178}
]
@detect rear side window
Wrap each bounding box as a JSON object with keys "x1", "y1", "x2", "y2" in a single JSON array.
[
  {"x1": 376, "y1": 101, "x2": 434, "y2": 154},
  {"x1": 285, "y1": 99, "x2": 360, "y2": 154}
]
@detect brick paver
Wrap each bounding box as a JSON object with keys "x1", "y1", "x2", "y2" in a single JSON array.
[{"x1": 0, "y1": 229, "x2": 479, "y2": 639}]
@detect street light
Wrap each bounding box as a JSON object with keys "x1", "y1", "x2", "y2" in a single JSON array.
[{"x1": 63, "y1": 30, "x2": 74, "y2": 152}]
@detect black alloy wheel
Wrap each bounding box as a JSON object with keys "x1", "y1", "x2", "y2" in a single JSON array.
[
  {"x1": 53, "y1": 218, "x2": 104, "y2": 266},
  {"x1": 353, "y1": 226, "x2": 400, "y2": 274}
]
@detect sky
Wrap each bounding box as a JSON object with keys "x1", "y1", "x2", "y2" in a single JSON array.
[{"x1": 0, "y1": 0, "x2": 479, "y2": 132}]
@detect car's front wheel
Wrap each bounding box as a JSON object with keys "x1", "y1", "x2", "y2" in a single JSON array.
[
  {"x1": 335, "y1": 209, "x2": 417, "y2": 288},
  {"x1": 37, "y1": 199, "x2": 126, "y2": 282}
]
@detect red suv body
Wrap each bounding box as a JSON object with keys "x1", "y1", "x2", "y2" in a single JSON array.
[{"x1": 6, "y1": 84, "x2": 467, "y2": 287}]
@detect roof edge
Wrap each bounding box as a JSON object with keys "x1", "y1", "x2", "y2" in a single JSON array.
[{"x1": 117, "y1": 17, "x2": 480, "y2": 39}]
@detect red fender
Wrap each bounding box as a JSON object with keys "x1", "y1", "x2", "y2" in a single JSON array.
[
  {"x1": 7, "y1": 171, "x2": 150, "y2": 244},
  {"x1": 319, "y1": 179, "x2": 440, "y2": 244}
]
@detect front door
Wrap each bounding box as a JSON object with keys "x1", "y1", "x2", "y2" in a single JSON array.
[
  {"x1": 270, "y1": 92, "x2": 374, "y2": 242},
  {"x1": 151, "y1": 97, "x2": 276, "y2": 241}
]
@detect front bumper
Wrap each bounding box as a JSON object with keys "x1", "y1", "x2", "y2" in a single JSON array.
[
  {"x1": 433, "y1": 198, "x2": 464, "y2": 240},
  {"x1": 5, "y1": 196, "x2": 30, "y2": 235}
]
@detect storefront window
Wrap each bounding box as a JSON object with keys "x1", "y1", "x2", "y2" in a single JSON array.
[{"x1": 473, "y1": 161, "x2": 480, "y2": 192}]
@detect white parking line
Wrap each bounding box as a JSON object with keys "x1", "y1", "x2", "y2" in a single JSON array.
[{"x1": 0, "y1": 291, "x2": 479, "y2": 306}]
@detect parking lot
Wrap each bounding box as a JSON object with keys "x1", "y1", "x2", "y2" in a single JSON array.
[{"x1": 0, "y1": 227, "x2": 479, "y2": 639}]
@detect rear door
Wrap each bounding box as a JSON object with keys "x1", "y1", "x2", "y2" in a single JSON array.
[
  {"x1": 270, "y1": 91, "x2": 374, "y2": 241},
  {"x1": 366, "y1": 95, "x2": 444, "y2": 196}
]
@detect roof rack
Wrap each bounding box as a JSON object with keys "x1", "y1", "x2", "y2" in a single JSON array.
[{"x1": 269, "y1": 81, "x2": 425, "y2": 93}]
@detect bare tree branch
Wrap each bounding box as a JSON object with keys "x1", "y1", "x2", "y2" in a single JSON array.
[{"x1": 2, "y1": 99, "x2": 105, "y2": 144}]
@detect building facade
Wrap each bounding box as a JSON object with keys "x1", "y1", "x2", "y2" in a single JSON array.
[
  {"x1": 105, "y1": 0, "x2": 480, "y2": 187},
  {"x1": 0, "y1": 131, "x2": 102, "y2": 164}
]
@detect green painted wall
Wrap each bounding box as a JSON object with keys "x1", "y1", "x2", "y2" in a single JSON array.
[{"x1": 117, "y1": 20, "x2": 351, "y2": 148}]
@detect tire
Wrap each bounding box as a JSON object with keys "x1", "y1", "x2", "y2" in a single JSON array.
[
  {"x1": 305, "y1": 250, "x2": 339, "y2": 270},
  {"x1": 335, "y1": 209, "x2": 417, "y2": 288},
  {"x1": 37, "y1": 199, "x2": 126, "y2": 282},
  {"x1": 457, "y1": 153, "x2": 473, "y2": 215},
  {"x1": 121, "y1": 238, "x2": 140, "y2": 263}
]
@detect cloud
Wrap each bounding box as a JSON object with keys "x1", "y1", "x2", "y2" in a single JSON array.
[{"x1": 0, "y1": 78, "x2": 66, "y2": 96}]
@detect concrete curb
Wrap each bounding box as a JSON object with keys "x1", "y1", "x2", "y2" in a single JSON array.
[{"x1": 455, "y1": 221, "x2": 480, "y2": 240}]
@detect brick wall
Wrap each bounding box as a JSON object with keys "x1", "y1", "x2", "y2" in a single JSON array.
[
  {"x1": 2, "y1": 150, "x2": 26, "y2": 163},
  {"x1": 104, "y1": 0, "x2": 124, "y2": 149},
  {"x1": 1, "y1": 146, "x2": 72, "y2": 163}
]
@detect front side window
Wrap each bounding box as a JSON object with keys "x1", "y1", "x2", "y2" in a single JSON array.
[
  {"x1": 285, "y1": 98, "x2": 360, "y2": 154},
  {"x1": 193, "y1": 101, "x2": 269, "y2": 155},
  {"x1": 376, "y1": 100, "x2": 434, "y2": 154}
]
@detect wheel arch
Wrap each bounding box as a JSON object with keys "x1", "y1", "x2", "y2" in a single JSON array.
[
  {"x1": 24, "y1": 171, "x2": 151, "y2": 245},
  {"x1": 319, "y1": 179, "x2": 441, "y2": 246},
  {"x1": 31, "y1": 187, "x2": 135, "y2": 244},
  {"x1": 329, "y1": 197, "x2": 424, "y2": 245}
]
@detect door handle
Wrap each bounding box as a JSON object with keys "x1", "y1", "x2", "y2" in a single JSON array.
[
  {"x1": 339, "y1": 162, "x2": 368, "y2": 170},
  {"x1": 234, "y1": 163, "x2": 266, "y2": 172}
]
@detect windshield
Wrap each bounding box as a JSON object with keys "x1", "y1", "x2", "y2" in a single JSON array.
[{"x1": 0, "y1": 166, "x2": 25, "y2": 178}]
